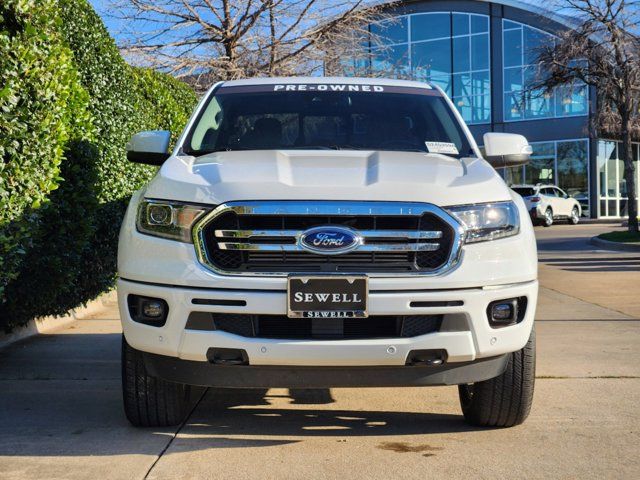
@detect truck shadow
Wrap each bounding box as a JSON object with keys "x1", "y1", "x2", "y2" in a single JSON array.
[
  {"x1": 181, "y1": 387, "x2": 477, "y2": 438},
  {"x1": 0, "y1": 331, "x2": 481, "y2": 459}
]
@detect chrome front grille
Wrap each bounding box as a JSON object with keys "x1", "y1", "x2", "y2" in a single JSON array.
[
  {"x1": 193, "y1": 201, "x2": 464, "y2": 276},
  {"x1": 214, "y1": 229, "x2": 442, "y2": 252}
]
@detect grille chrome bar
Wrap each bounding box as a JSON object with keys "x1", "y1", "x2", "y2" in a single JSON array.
[
  {"x1": 217, "y1": 242, "x2": 441, "y2": 252},
  {"x1": 193, "y1": 201, "x2": 465, "y2": 277},
  {"x1": 214, "y1": 229, "x2": 443, "y2": 240}
]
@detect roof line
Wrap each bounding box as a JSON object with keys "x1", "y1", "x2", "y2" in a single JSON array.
[{"x1": 371, "y1": 0, "x2": 581, "y2": 31}]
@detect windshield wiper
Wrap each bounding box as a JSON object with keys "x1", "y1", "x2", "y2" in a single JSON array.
[{"x1": 188, "y1": 147, "x2": 254, "y2": 156}]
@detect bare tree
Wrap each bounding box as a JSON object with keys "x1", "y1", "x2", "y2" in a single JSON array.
[
  {"x1": 110, "y1": 0, "x2": 395, "y2": 91},
  {"x1": 534, "y1": 0, "x2": 639, "y2": 232}
]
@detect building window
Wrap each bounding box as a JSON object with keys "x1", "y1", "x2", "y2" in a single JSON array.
[
  {"x1": 597, "y1": 139, "x2": 640, "y2": 217},
  {"x1": 502, "y1": 20, "x2": 588, "y2": 122},
  {"x1": 557, "y1": 140, "x2": 589, "y2": 209},
  {"x1": 503, "y1": 139, "x2": 590, "y2": 216},
  {"x1": 369, "y1": 12, "x2": 491, "y2": 125},
  {"x1": 525, "y1": 142, "x2": 555, "y2": 184}
]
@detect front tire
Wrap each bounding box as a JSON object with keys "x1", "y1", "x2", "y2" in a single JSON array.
[
  {"x1": 122, "y1": 336, "x2": 192, "y2": 427},
  {"x1": 569, "y1": 207, "x2": 580, "y2": 225},
  {"x1": 458, "y1": 328, "x2": 535, "y2": 428}
]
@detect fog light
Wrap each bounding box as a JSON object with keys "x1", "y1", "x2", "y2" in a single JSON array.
[
  {"x1": 487, "y1": 297, "x2": 527, "y2": 328},
  {"x1": 492, "y1": 302, "x2": 515, "y2": 321},
  {"x1": 127, "y1": 295, "x2": 169, "y2": 327},
  {"x1": 142, "y1": 300, "x2": 164, "y2": 318}
]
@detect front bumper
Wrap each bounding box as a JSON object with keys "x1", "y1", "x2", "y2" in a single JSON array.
[
  {"x1": 142, "y1": 352, "x2": 509, "y2": 388},
  {"x1": 118, "y1": 278, "x2": 537, "y2": 368}
]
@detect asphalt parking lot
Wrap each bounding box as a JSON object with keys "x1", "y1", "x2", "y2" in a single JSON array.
[{"x1": 1, "y1": 223, "x2": 638, "y2": 480}]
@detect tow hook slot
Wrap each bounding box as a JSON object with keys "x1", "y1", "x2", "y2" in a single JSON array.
[
  {"x1": 207, "y1": 348, "x2": 249, "y2": 365},
  {"x1": 405, "y1": 349, "x2": 448, "y2": 366}
]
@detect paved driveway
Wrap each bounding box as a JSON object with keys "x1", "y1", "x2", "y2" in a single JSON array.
[{"x1": 1, "y1": 224, "x2": 638, "y2": 480}]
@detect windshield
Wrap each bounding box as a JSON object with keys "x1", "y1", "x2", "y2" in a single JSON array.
[
  {"x1": 183, "y1": 84, "x2": 474, "y2": 157},
  {"x1": 512, "y1": 187, "x2": 536, "y2": 197}
]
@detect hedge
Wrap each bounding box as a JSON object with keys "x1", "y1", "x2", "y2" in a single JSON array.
[
  {"x1": 0, "y1": 0, "x2": 197, "y2": 330},
  {"x1": 0, "y1": 0, "x2": 91, "y2": 306}
]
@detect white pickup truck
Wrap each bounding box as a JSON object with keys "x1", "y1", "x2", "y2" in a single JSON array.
[{"x1": 119, "y1": 77, "x2": 538, "y2": 428}]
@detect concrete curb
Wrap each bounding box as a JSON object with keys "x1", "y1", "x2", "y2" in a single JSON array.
[
  {"x1": 0, "y1": 290, "x2": 117, "y2": 350},
  {"x1": 580, "y1": 218, "x2": 625, "y2": 225},
  {"x1": 589, "y1": 236, "x2": 640, "y2": 252}
]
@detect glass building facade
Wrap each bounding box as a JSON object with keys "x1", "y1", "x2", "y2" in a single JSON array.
[
  {"x1": 353, "y1": 0, "x2": 636, "y2": 218},
  {"x1": 369, "y1": 12, "x2": 491, "y2": 124},
  {"x1": 504, "y1": 139, "x2": 590, "y2": 214},
  {"x1": 502, "y1": 20, "x2": 588, "y2": 121},
  {"x1": 597, "y1": 140, "x2": 640, "y2": 218}
]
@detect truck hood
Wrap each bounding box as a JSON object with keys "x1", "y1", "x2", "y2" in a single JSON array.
[{"x1": 143, "y1": 150, "x2": 512, "y2": 206}]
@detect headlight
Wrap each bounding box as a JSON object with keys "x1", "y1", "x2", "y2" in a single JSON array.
[
  {"x1": 446, "y1": 201, "x2": 519, "y2": 243},
  {"x1": 136, "y1": 200, "x2": 209, "y2": 242}
]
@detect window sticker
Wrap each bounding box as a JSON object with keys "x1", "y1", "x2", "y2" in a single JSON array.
[
  {"x1": 216, "y1": 84, "x2": 440, "y2": 96},
  {"x1": 425, "y1": 142, "x2": 459, "y2": 155},
  {"x1": 273, "y1": 84, "x2": 385, "y2": 92}
]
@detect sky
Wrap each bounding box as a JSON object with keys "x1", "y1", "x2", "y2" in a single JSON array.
[
  {"x1": 90, "y1": 0, "x2": 577, "y2": 46},
  {"x1": 89, "y1": 0, "x2": 638, "y2": 53}
]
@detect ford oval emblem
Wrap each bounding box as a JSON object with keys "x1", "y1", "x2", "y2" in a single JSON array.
[{"x1": 299, "y1": 226, "x2": 362, "y2": 255}]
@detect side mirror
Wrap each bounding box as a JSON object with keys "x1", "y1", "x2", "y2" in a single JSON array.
[
  {"x1": 126, "y1": 131, "x2": 171, "y2": 165},
  {"x1": 483, "y1": 133, "x2": 532, "y2": 168}
]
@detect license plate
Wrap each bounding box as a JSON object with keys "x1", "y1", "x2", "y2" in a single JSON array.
[{"x1": 287, "y1": 276, "x2": 368, "y2": 319}]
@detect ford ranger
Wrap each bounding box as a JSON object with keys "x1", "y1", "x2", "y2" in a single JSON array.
[{"x1": 119, "y1": 77, "x2": 537, "y2": 428}]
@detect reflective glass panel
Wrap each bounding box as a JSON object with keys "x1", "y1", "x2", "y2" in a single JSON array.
[
  {"x1": 525, "y1": 142, "x2": 555, "y2": 184},
  {"x1": 504, "y1": 92, "x2": 523, "y2": 120},
  {"x1": 503, "y1": 20, "x2": 587, "y2": 121},
  {"x1": 453, "y1": 13, "x2": 469, "y2": 36},
  {"x1": 525, "y1": 88, "x2": 553, "y2": 118},
  {"x1": 471, "y1": 15, "x2": 489, "y2": 34},
  {"x1": 472, "y1": 71, "x2": 490, "y2": 96},
  {"x1": 504, "y1": 166, "x2": 524, "y2": 185},
  {"x1": 557, "y1": 140, "x2": 588, "y2": 200},
  {"x1": 372, "y1": 45, "x2": 410, "y2": 77},
  {"x1": 618, "y1": 158, "x2": 627, "y2": 197},
  {"x1": 471, "y1": 33, "x2": 489, "y2": 70},
  {"x1": 597, "y1": 141, "x2": 612, "y2": 197},
  {"x1": 472, "y1": 94, "x2": 491, "y2": 123},
  {"x1": 504, "y1": 67, "x2": 523, "y2": 92},
  {"x1": 555, "y1": 84, "x2": 588, "y2": 116},
  {"x1": 453, "y1": 72, "x2": 471, "y2": 98},
  {"x1": 453, "y1": 36, "x2": 471, "y2": 72},
  {"x1": 371, "y1": 17, "x2": 408, "y2": 45},
  {"x1": 411, "y1": 38, "x2": 451, "y2": 80},
  {"x1": 411, "y1": 13, "x2": 451, "y2": 41},
  {"x1": 523, "y1": 27, "x2": 550, "y2": 64},
  {"x1": 503, "y1": 28, "x2": 522, "y2": 68},
  {"x1": 606, "y1": 143, "x2": 618, "y2": 197},
  {"x1": 368, "y1": 12, "x2": 491, "y2": 125}
]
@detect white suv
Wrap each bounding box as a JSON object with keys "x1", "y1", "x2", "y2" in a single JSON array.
[
  {"x1": 512, "y1": 184, "x2": 582, "y2": 227},
  {"x1": 119, "y1": 77, "x2": 538, "y2": 429}
]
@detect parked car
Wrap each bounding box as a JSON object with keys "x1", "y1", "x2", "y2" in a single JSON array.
[
  {"x1": 511, "y1": 184, "x2": 582, "y2": 226},
  {"x1": 119, "y1": 77, "x2": 538, "y2": 429}
]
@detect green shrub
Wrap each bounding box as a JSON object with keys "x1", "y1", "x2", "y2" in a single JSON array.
[
  {"x1": 1, "y1": 141, "x2": 100, "y2": 325},
  {"x1": 599, "y1": 231, "x2": 640, "y2": 243},
  {"x1": 0, "y1": 0, "x2": 197, "y2": 330},
  {"x1": 57, "y1": 0, "x2": 157, "y2": 203},
  {"x1": 133, "y1": 67, "x2": 198, "y2": 145},
  {"x1": 0, "y1": 0, "x2": 91, "y2": 305}
]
